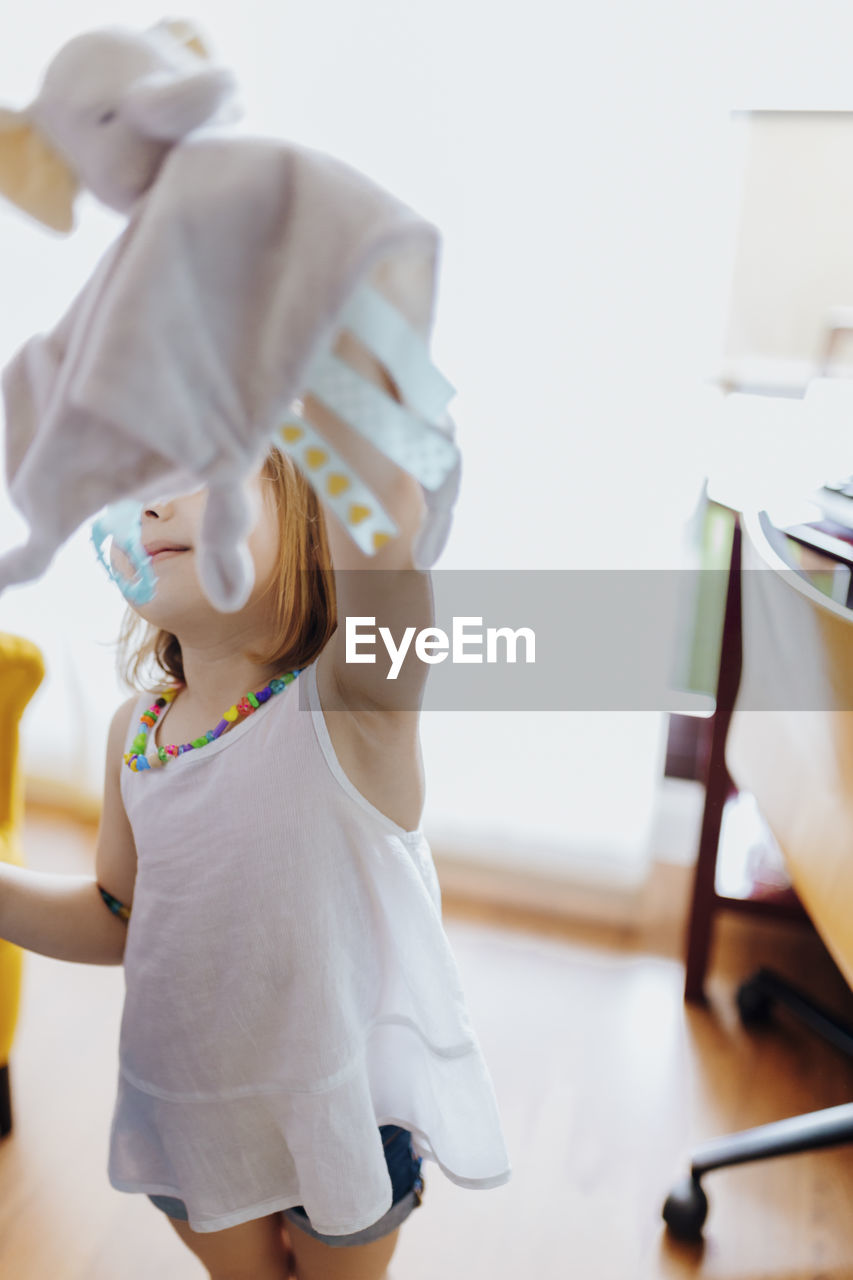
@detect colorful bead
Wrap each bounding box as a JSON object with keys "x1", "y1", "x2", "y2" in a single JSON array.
[{"x1": 125, "y1": 670, "x2": 300, "y2": 773}]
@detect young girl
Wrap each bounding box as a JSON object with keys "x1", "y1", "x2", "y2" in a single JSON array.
[{"x1": 0, "y1": 356, "x2": 511, "y2": 1280}]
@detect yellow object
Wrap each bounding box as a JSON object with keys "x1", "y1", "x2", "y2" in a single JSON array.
[
  {"x1": 0, "y1": 634, "x2": 45, "y2": 1081},
  {"x1": 0, "y1": 108, "x2": 78, "y2": 233}
]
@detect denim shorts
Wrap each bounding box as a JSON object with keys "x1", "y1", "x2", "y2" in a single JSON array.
[{"x1": 148, "y1": 1125, "x2": 425, "y2": 1248}]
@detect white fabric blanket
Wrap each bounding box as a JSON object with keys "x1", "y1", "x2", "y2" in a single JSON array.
[{"x1": 1, "y1": 130, "x2": 455, "y2": 609}]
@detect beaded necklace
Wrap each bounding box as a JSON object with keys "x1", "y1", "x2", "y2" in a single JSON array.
[{"x1": 123, "y1": 669, "x2": 301, "y2": 772}]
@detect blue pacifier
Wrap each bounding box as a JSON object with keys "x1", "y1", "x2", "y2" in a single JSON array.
[{"x1": 91, "y1": 499, "x2": 157, "y2": 604}]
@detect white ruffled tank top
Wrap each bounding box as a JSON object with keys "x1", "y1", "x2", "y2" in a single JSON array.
[{"x1": 110, "y1": 658, "x2": 511, "y2": 1235}]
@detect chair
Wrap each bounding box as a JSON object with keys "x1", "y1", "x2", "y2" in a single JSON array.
[
  {"x1": 663, "y1": 510, "x2": 853, "y2": 1239},
  {"x1": 0, "y1": 633, "x2": 45, "y2": 1137}
]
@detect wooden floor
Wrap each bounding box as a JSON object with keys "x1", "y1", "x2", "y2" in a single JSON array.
[{"x1": 1, "y1": 815, "x2": 852, "y2": 1280}]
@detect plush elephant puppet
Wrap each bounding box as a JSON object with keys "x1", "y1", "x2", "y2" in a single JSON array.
[{"x1": 0, "y1": 21, "x2": 457, "y2": 611}]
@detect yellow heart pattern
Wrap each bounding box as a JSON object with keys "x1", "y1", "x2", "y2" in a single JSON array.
[
  {"x1": 275, "y1": 415, "x2": 397, "y2": 554},
  {"x1": 326, "y1": 473, "x2": 350, "y2": 496}
]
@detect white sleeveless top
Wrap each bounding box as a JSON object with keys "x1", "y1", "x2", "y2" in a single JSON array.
[{"x1": 110, "y1": 659, "x2": 511, "y2": 1235}]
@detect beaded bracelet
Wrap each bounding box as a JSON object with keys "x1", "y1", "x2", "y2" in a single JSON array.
[{"x1": 98, "y1": 883, "x2": 131, "y2": 922}]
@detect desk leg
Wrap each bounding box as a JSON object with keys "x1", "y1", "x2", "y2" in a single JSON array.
[
  {"x1": 684, "y1": 519, "x2": 742, "y2": 1004},
  {"x1": 0, "y1": 1063, "x2": 11, "y2": 1138},
  {"x1": 683, "y1": 725, "x2": 733, "y2": 1003}
]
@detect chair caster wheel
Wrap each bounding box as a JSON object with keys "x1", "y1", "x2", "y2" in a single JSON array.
[
  {"x1": 737, "y1": 976, "x2": 773, "y2": 1027},
  {"x1": 662, "y1": 1176, "x2": 708, "y2": 1240}
]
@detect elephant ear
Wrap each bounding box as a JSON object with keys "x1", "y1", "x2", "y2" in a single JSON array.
[
  {"x1": 0, "y1": 108, "x2": 77, "y2": 233},
  {"x1": 124, "y1": 67, "x2": 239, "y2": 142},
  {"x1": 152, "y1": 18, "x2": 212, "y2": 61}
]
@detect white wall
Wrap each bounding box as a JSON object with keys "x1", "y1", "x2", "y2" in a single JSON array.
[{"x1": 4, "y1": 1, "x2": 851, "y2": 879}]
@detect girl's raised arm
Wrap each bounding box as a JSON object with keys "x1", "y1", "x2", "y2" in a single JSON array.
[
  {"x1": 0, "y1": 699, "x2": 137, "y2": 965},
  {"x1": 304, "y1": 328, "x2": 435, "y2": 717}
]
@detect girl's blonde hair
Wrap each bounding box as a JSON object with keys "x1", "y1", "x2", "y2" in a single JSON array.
[{"x1": 117, "y1": 448, "x2": 337, "y2": 690}]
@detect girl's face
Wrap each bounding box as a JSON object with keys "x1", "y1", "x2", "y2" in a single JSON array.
[{"x1": 114, "y1": 471, "x2": 281, "y2": 632}]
